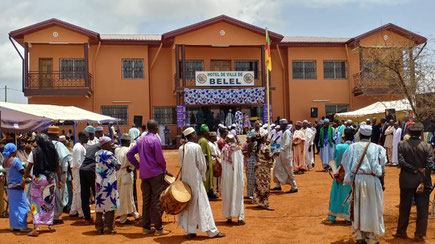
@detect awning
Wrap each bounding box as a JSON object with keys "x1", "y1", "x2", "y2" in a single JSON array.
[
  {"x1": 0, "y1": 101, "x2": 120, "y2": 125},
  {"x1": 335, "y1": 99, "x2": 411, "y2": 122},
  {"x1": 0, "y1": 106, "x2": 52, "y2": 133}
]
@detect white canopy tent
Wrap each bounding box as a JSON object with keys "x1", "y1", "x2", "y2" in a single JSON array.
[
  {"x1": 0, "y1": 102, "x2": 119, "y2": 124},
  {"x1": 335, "y1": 99, "x2": 412, "y2": 122},
  {"x1": 0, "y1": 102, "x2": 121, "y2": 143}
]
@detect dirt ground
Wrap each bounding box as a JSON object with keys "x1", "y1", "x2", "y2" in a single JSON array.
[{"x1": 0, "y1": 150, "x2": 434, "y2": 244}]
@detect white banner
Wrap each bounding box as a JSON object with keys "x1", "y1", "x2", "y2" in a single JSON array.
[{"x1": 195, "y1": 71, "x2": 255, "y2": 86}]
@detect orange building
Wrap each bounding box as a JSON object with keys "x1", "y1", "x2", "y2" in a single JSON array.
[{"x1": 9, "y1": 15, "x2": 426, "y2": 139}]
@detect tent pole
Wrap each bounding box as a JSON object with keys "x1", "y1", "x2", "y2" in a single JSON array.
[
  {"x1": 73, "y1": 122, "x2": 77, "y2": 144},
  {"x1": 108, "y1": 124, "x2": 113, "y2": 140},
  {"x1": 116, "y1": 122, "x2": 121, "y2": 144}
]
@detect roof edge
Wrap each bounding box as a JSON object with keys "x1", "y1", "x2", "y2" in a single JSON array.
[
  {"x1": 9, "y1": 18, "x2": 100, "y2": 41},
  {"x1": 346, "y1": 23, "x2": 427, "y2": 45},
  {"x1": 162, "y1": 15, "x2": 284, "y2": 42}
]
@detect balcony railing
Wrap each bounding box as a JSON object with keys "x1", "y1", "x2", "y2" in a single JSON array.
[
  {"x1": 25, "y1": 72, "x2": 92, "y2": 96},
  {"x1": 352, "y1": 72, "x2": 391, "y2": 96}
]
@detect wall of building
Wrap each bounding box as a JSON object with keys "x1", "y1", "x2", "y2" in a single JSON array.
[{"x1": 287, "y1": 46, "x2": 350, "y2": 122}]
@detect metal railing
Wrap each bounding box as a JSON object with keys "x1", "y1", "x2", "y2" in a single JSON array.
[
  {"x1": 352, "y1": 71, "x2": 391, "y2": 95},
  {"x1": 26, "y1": 72, "x2": 91, "y2": 89}
]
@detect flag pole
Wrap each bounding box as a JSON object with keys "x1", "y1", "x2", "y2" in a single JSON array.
[{"x1": 266, "y1": 68, "x2": 270, "y2": 137}]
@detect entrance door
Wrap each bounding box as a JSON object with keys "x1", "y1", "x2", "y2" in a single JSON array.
[
  {"x1": 210, "y1": 60, "x2": 231, "y2": 71},
  {"x1": 39, "y1": 58, "x2": 53, "y2": 88}
]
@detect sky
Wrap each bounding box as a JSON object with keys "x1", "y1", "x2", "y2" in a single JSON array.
[{"x1": 0, "y1": 0, "x2": 433, "y2": 103}]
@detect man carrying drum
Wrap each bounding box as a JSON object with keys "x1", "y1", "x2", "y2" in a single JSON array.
[{"x1": 127, "y1": 120, "x2": 170, "y2": 236}]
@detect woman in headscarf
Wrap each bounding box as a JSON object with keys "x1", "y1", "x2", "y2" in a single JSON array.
[
  {"x1": 3, "y1": 143, "x2": 29, "y2": 231},
  {"x1": 252, "y1": 129, "x2": 276, "y2": 211},
  {"x1": 94, "y1": 136, "x2": 120, "y2": 234},
  {"x1": 24, "y1": 134, "x2": 62, "y2": 237}
]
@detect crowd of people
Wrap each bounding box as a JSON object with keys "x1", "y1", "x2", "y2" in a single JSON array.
[{"x1": 0, "y1": 114, "x2": 433, "y2": 242}]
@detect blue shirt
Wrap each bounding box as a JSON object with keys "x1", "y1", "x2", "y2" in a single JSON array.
[{"x1": 6, "y1": 158, "x2": 24, "y2": 185}]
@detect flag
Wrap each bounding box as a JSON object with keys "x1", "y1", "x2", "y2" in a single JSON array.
[{"x1": 265, "y1": 28, "x2": 272, "y2": 72}]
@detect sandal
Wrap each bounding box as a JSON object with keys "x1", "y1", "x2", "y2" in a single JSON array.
[
  {"x1": 48, "y1": 225, "x2": 56, "y2": 232},
  {"x1": 209, "y1": 232, "x2": 226, "y2": 239},
  {"x1": 28, "y1": 229, "x2": 40, "y2": 237},
  {"x1": 264, "y1": 207, "x2": 275, "y2": 211}
]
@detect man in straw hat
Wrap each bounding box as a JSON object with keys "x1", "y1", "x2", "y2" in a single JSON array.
[
  {"x1": 178, "y1": 127, "x2": 225, "y2": 239},
  {"x1": 341, "y1": 124, "x2": 387, "y2": 244},
  {"x1": 47, "y1": 126, "x2": 71, "y2": 225},
  {"x1": 393, "y1": 122, "x2": 433, "y2": 242},
  {"x1": 271, "y1": 119, "x2": 298, "y2": 193},
  {"x1": 115, "y1": 134, "x2": 140, "y2": 224},
  {"x1": 127, "y1": 120, "x2": 170, "y2": 236}
]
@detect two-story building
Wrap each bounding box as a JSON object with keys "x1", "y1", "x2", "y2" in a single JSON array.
[{"x1": 9, "y1": 15, "x2": 426, "y2": 138}]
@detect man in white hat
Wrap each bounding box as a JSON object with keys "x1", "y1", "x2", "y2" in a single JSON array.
[
  {"x1": 272, "y1": 119, "x2": 298, "y2": 193},
  {"x1": 69, "y1": 131, "x2": 88, "y2": 218},
  {"x1": 115, "y1": 134, "x2": 140, "y2": 224},
  {"x1": 302, "y1": 120, "x2": 315, "y2": 170},
  {"x1": 178, "y1": 128, "x2": 225, "y2": 239},
  {"x1": 221, "y1": 134, "x2": 245, "y2": 225},
  {"x1": 319, "y1": 118, "x2": 335, "y2": 171},
  {"x1": 342, "y1": 124, "x2": 387, "y2": 244}
]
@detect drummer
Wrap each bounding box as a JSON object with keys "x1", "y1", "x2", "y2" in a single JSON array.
[{"x1": 177, "y1": 127, "x2": 226, "y2": 239}]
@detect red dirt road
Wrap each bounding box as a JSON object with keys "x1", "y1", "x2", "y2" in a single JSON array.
[{"x1": 0, "y1": 150, "x2": 434, "y2": 243}]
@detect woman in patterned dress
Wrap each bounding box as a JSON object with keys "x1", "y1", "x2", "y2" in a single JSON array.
[
  {"x1": 94, "y1": 136, "x2": 121, "y2": 235},
  {"x1": 24, "y1": 134, "x2": 61, "y2": 237},
  {"x1": 252, "y1": 130, "x2": 276, "y2": 211}
]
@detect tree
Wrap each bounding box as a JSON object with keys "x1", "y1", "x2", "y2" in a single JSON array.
[{"x1": 360, "y1": 38, "x2": 435, "y2": 122}]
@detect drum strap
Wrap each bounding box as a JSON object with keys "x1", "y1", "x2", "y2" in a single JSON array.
[{"x1": 175, "y1": 143, "x2": 186, "y2": 181}]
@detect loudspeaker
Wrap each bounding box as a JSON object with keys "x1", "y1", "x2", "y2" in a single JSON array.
[
  {"x1": 133, "y1": 115, "x2": 143, "y2": 127},
  {"x1": 310, "y1": 107, "x2": 318, "y2": 118}
]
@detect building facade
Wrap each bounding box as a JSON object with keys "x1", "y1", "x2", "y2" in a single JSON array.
[{"x1": 9, "y1": 15, "x2": 426, "y2": 138}]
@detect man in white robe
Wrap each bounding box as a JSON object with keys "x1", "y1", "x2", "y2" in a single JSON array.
[
  {"x1": 115, "y1": 134, "x2": 140, "y2": 224},
  {"x1": 342, "y1": 124, "x2": 387, "y2": 244},
  {"x1": 302, "y1": 120, "x2": 315, "y2": 170},
  {"x1": 177, "y1": 128, "x2": 225, "y2": 239},
  {"x1": 384, "y1": 120, "x2": 395, "y2": 164},
  {"x1": 221, "y1": 134, "x2": 245, "y2": 224},
  {"x1": 272, "y1": 119, "x2": 298, "y2": 193},
  {"x1": 225, "y1": 109, "x2": 235, "y2": 127},
  {"x1": 391, "y1": 122, "x2": 402, "y2": 166},
  {"x1": 69, "y1": 131, "x2": 88, "y2": 218}
]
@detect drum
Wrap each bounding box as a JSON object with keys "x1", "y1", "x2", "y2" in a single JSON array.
[
  {"x1": 163, "y1": 174, "x2": 176, "y2": 190},
  {"x1": 160, "y1": 180, "x2": 192, "y2": 215}
]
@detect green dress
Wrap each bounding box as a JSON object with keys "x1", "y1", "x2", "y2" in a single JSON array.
[{"x1": 198, "y1": 137, "x2": 214, "y2": 192}]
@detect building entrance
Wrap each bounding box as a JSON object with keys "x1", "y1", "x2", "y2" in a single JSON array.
[{"x1": 186, "y1": 105, "x2": 263, "y2": 132}]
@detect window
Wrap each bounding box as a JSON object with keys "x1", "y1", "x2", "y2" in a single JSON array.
[
  {"x1": 325, "y1": 104, "x2": 349, "y2": 117},
  {"x1": 234, "y1": 61, "x2": 259, "y2": 79},
  {"x1": 324, "y1": 61, "x2": 347, "y2": 79},
  {"x1": 60, "y1": 59, "x2": 85, "y2": 79},
  {"x1": 101, "y1": 106, "x2": 128, "y2": 125},
  {"x1": 122, "y1": 59, "x2": 144, "y2": 79},
  {"x1": 179, "y1": 60, "x2": 204, "y2": 80},
  {"x1": 292, "y1": 61, "x2": 316, "y2": 79},
  {"x1": 153, "y1": 107, "x2": 177, "y2": 125}
]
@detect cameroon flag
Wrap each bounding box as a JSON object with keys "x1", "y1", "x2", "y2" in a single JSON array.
[{"x1": 265, "y1": 28, "x2": 272, "y2": 72}]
